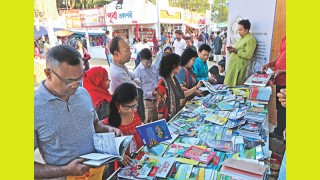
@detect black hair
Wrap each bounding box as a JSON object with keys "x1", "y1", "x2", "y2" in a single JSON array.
[
  {"x1": 140, "y1": 48, "x2": 152, "y2": 60},
  {"x1": 180, "y1": 48, "x2": 198, "y2": 66},
  {"x1": 238, "y1": 19, "x2": 251, "y2": 30},
  {"x1": 198, "y1": 43, "x2": 211, "y2": 53},
  {"x1": 46, "y1": 45, "x2": 81, "y2": 68},
  {"x1": 164, "y1": 47, "x2": 172, "y2": 52},
  {"x1": 185, "y1": 36, "x2": 191, "y2": 41},
  {"x1": 209, "y1": 65, "x2": 219, "y2": 76},
  {"x1": 159, "y1": 53, "x2": 181, "y2": 78},
  {"x1": 218, "y1": 60, "x2": 225, "y2": 69},
  {"x1": 110, "y1": 36, "x2": 123, "y2": 55},
  {"x1": 217, "y1": 31, "x2": 220, "y2": 35},
  {"x1": 106, "y1": 30, "x2": 110, "y2": 34},
  {"x1": 108, "y1": 83, "x2": 137, "y2": 128},
  {"x1": 198, "y1": 34, "x2": 203, "y2": 41}
]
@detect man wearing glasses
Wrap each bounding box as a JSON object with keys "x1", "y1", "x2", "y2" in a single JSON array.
[
  {"x1": 133, "y1": 48, "x2": 160, "y2": 123},
  {"x1": 192, "y1": 44, "x2": 216, "y2": 83},
  {"x1": 34, "y1": 45, "x2": 122, "y2": 179}
]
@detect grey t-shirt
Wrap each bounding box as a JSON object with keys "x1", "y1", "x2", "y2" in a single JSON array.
[{"x1": 34, "y1": 81, "x2": 96, "y2": 166}]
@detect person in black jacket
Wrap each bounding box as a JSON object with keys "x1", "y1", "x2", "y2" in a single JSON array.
[
  {"x1": 213, "y1": 31, "x2": 222, "y2": 63},
  {"x1": 209, "y1": 65, "x2": 225, "y2": 84}
]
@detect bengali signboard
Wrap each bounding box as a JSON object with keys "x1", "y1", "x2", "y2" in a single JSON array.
[{"x1": 61, "y1": 7, "x2": 105, "y2": 28}]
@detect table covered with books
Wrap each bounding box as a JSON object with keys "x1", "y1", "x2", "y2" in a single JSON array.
[{"x1": 108, "y1": 75, "x2": 273, "y2": 180}]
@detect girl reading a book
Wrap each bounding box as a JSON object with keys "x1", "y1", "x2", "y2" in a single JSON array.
[
  {"x1": 102, "y1": 83, "x2": 158, "y2": 166},
  {"x1": 157, "y1": 53, "x2": 203, "y2": 121},
  {"x1": 82, "y1": 66, "x2": 112, "y2": 120}
]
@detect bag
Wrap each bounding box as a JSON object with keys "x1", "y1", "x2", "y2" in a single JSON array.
[
  {"x1": 83, "y1": 48, "x2": 91, "y2": 61},
  {"x1": 66, "y1": 165, "x2": 106, "y2": 180}
]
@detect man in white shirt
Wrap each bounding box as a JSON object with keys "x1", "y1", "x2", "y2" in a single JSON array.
[
  {"x1": 134, "y1": 38, "x2": 150, "y2": 54},
  {"x1": 173, "y1": 30, "x2": 186, "y2": 56}
]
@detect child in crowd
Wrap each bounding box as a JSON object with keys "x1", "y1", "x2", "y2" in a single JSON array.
[
  {"x1": 209, "y1": 65, "x2": 225, "y2": 84},
  {"x1": 218, "y1": 59, "x2": 226, "y2": 76}
]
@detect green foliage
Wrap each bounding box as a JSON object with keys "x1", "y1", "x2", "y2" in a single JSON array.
[{"x1": 167, "y1": 0, "x2": 229, "y2": 23}]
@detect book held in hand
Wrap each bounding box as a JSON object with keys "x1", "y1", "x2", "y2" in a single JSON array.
[
  {"x1": 80, "y1": 133, "x2": 133, "y2": 166},
  {"x1": 136, "y1": 119, "x2": 172, "y2": 146},
  {"x1": 244, "y1": 73, "x2": 272, "y2": 87}
]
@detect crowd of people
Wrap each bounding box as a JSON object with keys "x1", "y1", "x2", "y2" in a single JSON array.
[{"x1": 34, "y1": 19, "x2": 286, "y2": 179}]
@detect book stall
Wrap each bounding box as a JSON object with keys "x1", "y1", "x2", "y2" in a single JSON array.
[{"x1": 106, "y1": 73, "x2": 273, "y2": 180}]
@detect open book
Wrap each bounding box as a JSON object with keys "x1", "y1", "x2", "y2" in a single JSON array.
[
  {"x1": 199, "y1": 80, "x2": 217, "y2": 93},
  {"x1": 80, "y1": 133, "x2": 133, "y2": 166}
]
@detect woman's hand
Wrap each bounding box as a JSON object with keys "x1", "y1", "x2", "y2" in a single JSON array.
[
  {"x1": 196, "y1": 81, "x2": 203, "y2": 89},
  {"x1": 274, "y1": 70, "x2": 286, "y2": 79},
  {"x1": 149, "y1": 139, "x2": 159, "y2": 147},
  {"x1": 121, "y1": 155, "x2": 132, "y2": 167},
  {"x1": 261, "y1": 63, "x2": 270, "y2": 72}
]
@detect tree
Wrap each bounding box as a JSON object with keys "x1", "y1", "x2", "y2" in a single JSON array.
[
  {"x1": 211, "y1": 0, "x2": 228, "y2": 23},
  {"x1": 166, "y1": 0, "x2": 229, "y2": 23}
]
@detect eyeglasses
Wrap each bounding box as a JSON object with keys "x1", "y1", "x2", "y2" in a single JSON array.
[
  {"x1": 49, "y1": 69, "x2": 84, "y2": 87},
  {"x1": 121, "y1": 104, "x2": 138, "y2": 110}
]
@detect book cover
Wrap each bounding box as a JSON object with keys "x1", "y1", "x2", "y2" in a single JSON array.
[
  {"x1": 245, "y1": 147, "x2": 256, "y2": 160},
  {"x1": 206, "y1": 140, "x2": 234, "y2": 153},
  {"x1": 231, "y1": 88, "x2": 250, "y2": 98},
  {"x1": 204, "y1": 114, "x2": 228, "y2": 125},
  {"x1": 161, "y1": 132, "x2": 179, "y2": 145},
  {"x1": 196, "y1": 168, "x2": 205, "y2": 180},
  {"x1": 174, "y1": 164, "x2": 189, "y2": 179},
  {"x1": 179, "y1": 129, "x2": 198, "y2": 137},
  {"x1": 221, "y1": 129, "x2": 233, "y2": 142},
  {"x1": 136, "y1": 119, "x2": 172, "y2": 146},
  {"x1": 168, "y1": 162, "x2": 181, "y2": 178},
  {"x1": 189, "y1": 167, "x2": 200, "y2": 178},
  {"x1": 216, "y1": 101, "x2": 235, "y2": 111},
  {"x1": 222, "y1": 159, "x2": 267, "y2": 176},
  {"x1": 244, "y1": 73, "x2": 272, "y2": 87},
  {"x1": 175, "y1": 137, "x2": 202, "y2": 145},
  {"x1": 255, "y1": 145, "x2": 264, "y2": 160},
  {"x1": 117, "y1": 159, "x2": 152, "y2": 179},
  {"x1": 238, "y1": 120, "x2": 263, "y2": 134},
  {"x1": 226, "y1": 119, "x2": 247, "y2": 129},
  {"x1": 248, "y1": 86, "x2": 272, "y2": 102},
  {"x1": 182, "y1": 146, "x2": 216, "y2": 164},
  {"x1": 139, "y1": 154, "x2": 176, "y2": 178},
  {"x1": 185, "y1": 164, "x2": 194, "y2": 178},
  {"x1": 205, "y1": 169, "x2": 214, "y2": 180},
  {"x1": 163, "y1": 143, "x2": 189, "y2": 158},
  {"x1": 143, "y1": 143, "x2": 169, "y2": 156}
]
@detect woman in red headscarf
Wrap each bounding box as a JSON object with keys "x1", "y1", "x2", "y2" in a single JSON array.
[{"x1": 82, "y1": 66, "x2": 112, "y2": 120}]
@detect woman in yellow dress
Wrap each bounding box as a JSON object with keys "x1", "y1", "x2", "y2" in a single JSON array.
[{"x1": 224, "y1": 19, "x2": 257, "y2": 87}]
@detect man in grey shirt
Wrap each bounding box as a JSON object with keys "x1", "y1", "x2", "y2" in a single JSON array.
[
  {"x1": 109, "y1": 36, "x2": 141, "y2": 94},
  {"x1": 34, "y1": 45, "x2": 121, "y2": 179},
  {"x1": 133, "y1": 48, "x2": 160, "y2": 123}
]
